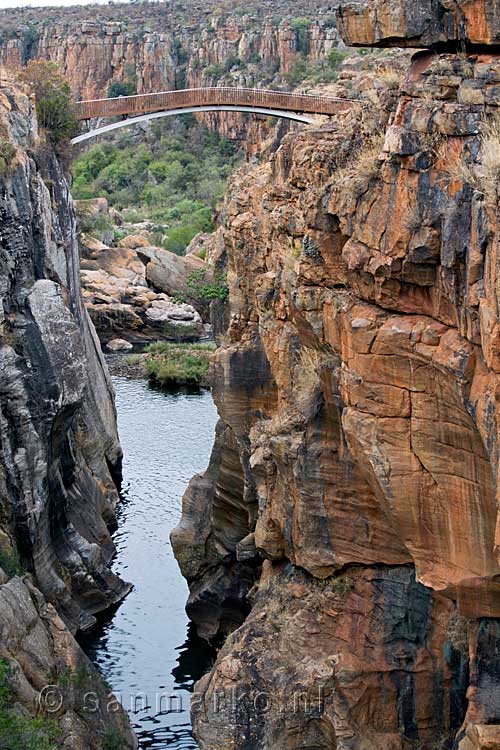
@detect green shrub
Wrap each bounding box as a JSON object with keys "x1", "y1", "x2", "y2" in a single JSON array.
[
  {"x1": 224, "y1": 55, "x2": 244, "y2": 73},
  {"x1": 328, "y1": 48, "x2": 347, "y2": 70},
  {"x1": 290, "y1": 17, "x2": 311, "y2": 54},
  {"x1": 107, "y1": 80, "x2": 137, "y2": 98},
  {"x1": 0, "y1": 140, "x2": 16, "y2": 177},
  {"x1": 0, "y1": 661, "x2": 13, "y2": 708},
  {"x1": 18, "y1": 60, "x2": 78, "y2": 146},
  {"x1": 71, "y1": 120, "x2": 242, "y2": 230},
  {"x1": 205, "y1": 63, "x2": 225, "y2": 79},
  {"x1": 186, "y1": 269, "x2": 229, "y2": 304},
  {"x1": 23, "y1": 25, "x2": 39, "y2": 46},
  {"x1": 0, "y1": 660, "x2": 60, "y2": 750},
  {"x1": 164, "y1": 207, "x2": 214, "y2": 255},
  {"x1": 0, "y1": 548, "x2": 21, "y2": 579},
  {"x1": 76, "y1": 208, "x2": 114, "y2": 240},
  {"x1": 102, "y1": 727, "x2": 126, "y2": 750},
  {"x1": 285, "y1": 53, "x2": 346, "y2": 86}
]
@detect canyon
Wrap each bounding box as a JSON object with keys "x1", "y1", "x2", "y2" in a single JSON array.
[
  {"x1": 0, "y1": 0, "x2": 340, "y2": 151},
  {"x1": 0, "y1": 1, "x2": 499, "y2": 750}
]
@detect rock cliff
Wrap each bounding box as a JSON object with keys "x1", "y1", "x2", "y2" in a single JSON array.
[
  {"x1": 0, "y1": 72, "x2": 134, "y2": 747},
  {"x1": 0, "y1": 2, "x2": 338, "y2": 100},
  {"x1": 172, "y1": 2, "x2": 500, "y2": 749},
  {"x1": 337, "y1": 0, "x2": 500, "y2": 49},
  {"x1": 0, "y1": 1, "x2": 339, "y2": 150}
]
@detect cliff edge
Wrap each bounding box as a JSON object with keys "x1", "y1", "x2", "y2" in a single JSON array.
[{"x1": 172, "y1": 2, "x2": 500, "y2": 749}]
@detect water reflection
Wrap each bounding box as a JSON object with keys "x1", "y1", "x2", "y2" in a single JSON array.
[{"x1": 79, "y1": 377, "x2": 218, "y2": 749}]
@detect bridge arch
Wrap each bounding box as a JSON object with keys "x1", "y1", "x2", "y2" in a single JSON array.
[
  {"x1": 72, "y1": 105, "x2": 316, "y2": 145},
  {"x1": 71, "y1": 87, "x2": 360, "y2": 145}
]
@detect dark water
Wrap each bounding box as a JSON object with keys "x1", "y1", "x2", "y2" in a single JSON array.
[{"x1": 80, "y1": 377, "x2": 218, "y2": 749}]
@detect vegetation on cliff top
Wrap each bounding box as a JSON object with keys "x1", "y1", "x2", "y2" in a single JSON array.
[
  {"x1": 18, "y1": 61, "x2": 79, "y2": 147},
  {"x1": 0, "y1": 0, "x2": 334, "y2": 40}
]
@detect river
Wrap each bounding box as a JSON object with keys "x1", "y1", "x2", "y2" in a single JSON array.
[{"x1": 79, "y1": 376, "x2": 218, "y2": 749}]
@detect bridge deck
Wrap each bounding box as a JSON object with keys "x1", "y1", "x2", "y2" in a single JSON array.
[{"x1": 74, "y1": 87, "x2": 358, "y2": 120}]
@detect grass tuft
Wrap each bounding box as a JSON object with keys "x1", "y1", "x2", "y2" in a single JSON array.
[
  {"x1": 443, "y1": 114, "x2": 500, "y2": 205},
  {"x1": 144, "y1": 342, "x2": 215, "y2": 387}
]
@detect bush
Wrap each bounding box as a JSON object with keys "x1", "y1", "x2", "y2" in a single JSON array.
[
  {"x1": 76, "y1": 207, "x2": 114, "y2": 240},
  {"x1": 72, "y1": 120, "x2": 241, "y2": 216},
  {"x1": 328, "y1": 48, "x2": 347, "y2": 70},
  {"x1": 285, "y1": 52, "x2": 346, "y2": 86},
  {"x1": 145, "y1": 343, "x2": 214, "y2": 387},
  {"x1": 0, "y1": 140, "x2": 16, "y2": 177},
  {"x1": 0, "y1": 548, "x2": 21, "y2": 578},
  {"x1": 165, "y1": 224, "x2": 199, "y2": 255},
  {"x1": 205, "y1": 63, "x2": 225, "y2": 79},
  {"x1": 186, "y1": 269, "x2": 229, "y2": 305},
  {"x1": 0, "y1": 660, "x2": 60, "y2": 750},
  {"x1": 165, "y1": 206, "x2": 213, "y2": 254},
  {"x1": 107, "y1": 79, "x2": 137, "y2": 98},
  {"x1": 102, "y1": 727, "x2": 127, "y2": 750},
  {"x1": 223, "y1": 55, "x2": 244, "y2": 73},
  {"x1": 290, "y1": 17, "x2": 311, "y2": 54},
  {"x1": 18, "y1": 60, "x2": 78, "y2": 146}
]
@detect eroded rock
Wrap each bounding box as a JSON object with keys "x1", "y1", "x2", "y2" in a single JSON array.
[
  {"x1": 0, "y1": 72, "x2": 135, "y2": 748},
  {"x1": 172, "y1": 42, "x2": 500, "y2": 750}
]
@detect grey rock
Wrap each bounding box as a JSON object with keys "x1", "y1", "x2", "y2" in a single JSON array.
[{"x1": 107, "y1": 338, "x2": 134, "y2": 351}]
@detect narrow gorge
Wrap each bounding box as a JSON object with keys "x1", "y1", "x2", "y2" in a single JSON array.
[{"x1": 0, "y1": 2, "x2": 500, "y2": 750}]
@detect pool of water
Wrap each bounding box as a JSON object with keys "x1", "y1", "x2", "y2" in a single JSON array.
[{"x1": 79, "y1": 377, "x2": 218, "y2": 749}]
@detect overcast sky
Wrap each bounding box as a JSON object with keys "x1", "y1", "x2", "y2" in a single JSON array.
[{"x1": 0, "y1": 0, "x2": 111, "y2": 6}]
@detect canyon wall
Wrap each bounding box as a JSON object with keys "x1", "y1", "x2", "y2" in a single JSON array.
[
  {"x1": 0, "y1": 73, "x2": 135, "y2": 747},
  {"x1": 0, "y1": 4, "x2": 338, "y2": 99},
  {"x1": 0, "y1": 2, "x2": 339, "y2": 151},
  {"x1": 172, "y1": 2, "x2": 500, "y2": 749}
]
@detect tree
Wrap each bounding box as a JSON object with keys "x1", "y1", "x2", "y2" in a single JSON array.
[
  {"x1": 18, "y1": 61, "x2": 78, "y2": 146},
  {"x1": 107, "y1": 79, "x2": 137, "y2": 98}
]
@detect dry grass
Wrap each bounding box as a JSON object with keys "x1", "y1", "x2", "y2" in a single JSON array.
[
  {"x1": 376, "y1": 64, "x2": 401, "y2": 91},
  {"x1": 294, "y1": 347, "x2": 323, "y2": 398},
  {"x1": 442, "y1": 114, "x2": 500, "y2": 205},
  {"x1": 331, "y1": 132, "x2": 385, "y2": 198},
  {"x1": 446, "y1": 610, "x2": 469, "y2": 655}
]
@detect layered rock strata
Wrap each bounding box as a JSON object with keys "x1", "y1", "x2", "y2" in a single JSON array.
[
  {"x1": 337, "y1": 0, "x2": 500, "y2": 49},
  {"x1": 0, "y1": 74, "x2": 135, "y2": 747},
  {"x1": 80, "y1": 235, "x2": 205, "y2": 342},
  {"x1": 173, "y1": 3, "x2": 500, "y2": 748},
  {"x1": 0, "y1": 4, "x2": 339, "y2": 151},
  {"x1": 0, "y1": 10, "x2": 338, "y2": 99}
]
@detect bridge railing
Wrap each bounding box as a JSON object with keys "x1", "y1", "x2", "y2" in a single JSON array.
[{"x1": 74, "y1": 87, "x2": 357, "y2": 120}]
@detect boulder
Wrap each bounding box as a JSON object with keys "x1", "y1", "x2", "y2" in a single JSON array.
[
  {"x1": 118, "y1": 234, "x2": 151, "y2": 249},
  {"x1": 137, "y1": 245, "x2": 206, "y2": 298},
  {"x1": 106, "y1": 338, "x2": 133, "y2": 351}
]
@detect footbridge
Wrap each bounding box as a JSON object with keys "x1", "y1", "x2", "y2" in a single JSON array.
[{"x1": 72, "y1": 87, "x2": 360, "y2": 144}]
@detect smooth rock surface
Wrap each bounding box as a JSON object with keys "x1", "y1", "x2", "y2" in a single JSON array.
[{"x1": 0, "y1": 72, "x2": 135, "y2": 748}]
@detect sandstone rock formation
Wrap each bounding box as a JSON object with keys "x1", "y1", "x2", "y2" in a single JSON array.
[
  {"x1": 0, "y1": 2, "x2": 339, "y2": 152},
  {"x1": 79, "y1": 235, "x2": 205, "y2": 341},
  {"x1": 0, "y1": 73, "x2": 135, "y2": 747},
  {"x1": 0, "y1": 576, "x2": 136, "y2": 749},
  {"x1": 172, "y1": 4, "x2": 500, "y2": 748},
  {"x1": 337, "y1": 0, "x2": 500, "y2": 49}
]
